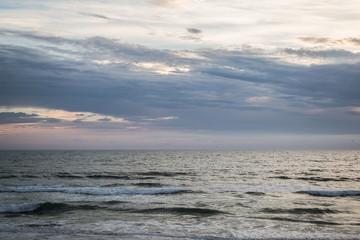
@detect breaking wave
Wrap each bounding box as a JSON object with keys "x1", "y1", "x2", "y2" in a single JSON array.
[
  {"x1": 132, "y1": 207, "x2": 228, "y2": 216},
  {"x1": 1, "y1": 202, "x2": 226, "y2": 218},
  {"x1": 297, "y1": 190, "x2": 360, "y2": 197},
  {"x1": 0, "y1": 185, "x2": 190, "y2": 196},
  {"x1": 0, "y1": 203, "x2": 41, "y2": 213},
  {"x1": 261, "y1": 207, "x2": 339, "y2": 214}
]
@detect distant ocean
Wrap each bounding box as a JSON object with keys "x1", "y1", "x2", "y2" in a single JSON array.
[{"x1": 0, "y1": 150, "x2": 359, "y2": 239}]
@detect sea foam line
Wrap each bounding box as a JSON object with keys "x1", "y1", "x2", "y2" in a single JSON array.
[
  {"x1": 0, "y1": 185, "x2": 188, "y2": 196},
  {"x1": 297, "y1": 190, "x2": 360, "y2": 197},
  {"x1": 0, "y1": 203, "x2": 41, "y2": 213}
]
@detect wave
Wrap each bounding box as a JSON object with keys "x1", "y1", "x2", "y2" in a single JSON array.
[
  {"x1": 245, "y1": 191, "x2": 266, "y2": 196},
  {"x1": 0, "y1": 175, "x2": 18, "y2": 179},
  {"x1": 297, "y1": 190, "x2": 360, "y2": 197},
  {"x1": 0, "y1": 203, "x2": 40, "y2": 213},
  {"x1": 261, "y1": 207, "x2": 339, "y2": 215},
  {"x1": 86, "y1": 174, "x2": 131, "y2": 180},
  {"x1": 134, "y1": 171, "x2": 194, "y2": 177},
  {"x1": 262, "y1": 217, "x2": 341, "y2": 225},
  {"x1": 102, "y1": 200, "x2": 129, "y2": 205},
  {"x1": 64, "y1": 171, "x2": 193, "y2": 179},
  {"x1": 0, "y1": 174, "x2": 39, "y2": 179},
  {"x1": 56, "y1": 173, "x2": 84, "y2": 179},
  {"x1": 296, "y1": 177, "x2": 354, "y2": 182},
  {"x1": 1, "y1": 202, "x2": 225, "y2": 218},
  {"x1": 0, "y1": 202, "x2": 103, "y2": 214},
  {"x1": 270, "y1": 176, "x2": 357, "y2": 182},
  {"x1": 132, "y1": 182, "x2": 166, "y2": 188},
  {"x1": 0, "y1": 185, "x2": 190, "y2": 196},
  {"x1": 269, "y1": 176, "x2": 292, "y2": 180},
  {"x1": 21, "y1": 175, "x2": 39, "y2": 178},
  {"x1": 35, "y1": 202, "x2": 102, "y2": 213},
  {"x1": 131, "y1": 207, "x2": 228, "y2": 216},
  {"x1": 26, "y1": 223, "x2": 60, "y2": 227}
]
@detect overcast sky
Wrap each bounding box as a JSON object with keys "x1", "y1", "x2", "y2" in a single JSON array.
[{"x1": 1, "y1": 0, "x2": 360, "y2": 150}]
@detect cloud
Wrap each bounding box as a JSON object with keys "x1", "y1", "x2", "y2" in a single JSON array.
[
  {"x1": 180, "y1": 35, "x2": 202, "y2": 42},
  {"x1": 1, "y1": 30, "x2": 360, "y2": 135},
  {"x1": 282, "y1": 48, "x2": 360, "y2": 59},
  {"x1": 98, "y1": 118, "x2": 112, "y2": 122},
  {"x1": 0, "y1": 29, "x2": 74, "y2": 46},
  {"x1": 246, "y1": 96, "x2": 271, "y2": 104},
  {"x1": 79, "y1": 12, "x2": 111, "y2": 20},
  {"x1": 281, "y1": 47, "x2": 360, "y2": 64},
  {"x1": 0, "y1": 112, "x2": 61, "y2": 124},
  {"x1": 152, "y1": 0, "x2": 178, "y2": 7},
  {"x1": 1, "y1": 0, "x2": 360, "y2": 149},
  {"x1": 143, "y1": 116, "x2": 178, "y2": 121},
  {"x1": 0, "y1": 107, "x2": 129, "y2": 129},
  {"x1": 298, "y1": 37, "x2": 360, "y2": 46},
  {"x1": 187, "y1": 28, "x2": 202, "y2": 34}
]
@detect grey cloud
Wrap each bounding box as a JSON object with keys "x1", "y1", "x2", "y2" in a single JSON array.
[
  {"x1": 187, "y1": 28, "x2": 202, "y2": 34},
  {"x1": 1, "y1": 30, "x2": 360, "y2": 134},
  {"x1": 152, "y1": 0, "x2": 177, "y2": 7},
  {"x1": 0, "y1": 28, "x2": 74, "y2": 45},
  {"x1": 159, "y1": 106, "x2": 360, "y2": 134},
  {"x1": 0, "y1": 112, "x2": 61, "y2": 124},
  {"x1": 0, "y1": 112, "x2": 39, "y2": 123},
  {"x1": 79, "y1": 12, "x2": 112, "y2": 20},
  {"x1": 298, "y1": 37, "x2": 333, "y2": 44},
  {"x1": 180, "y1": 36, "x2": 202, "y2": 42},
  {"x1": 0, "y1": 43, "x2": 189, "y2": 117},
  {"x1": 347, "y1": 38, "x2": 360, "y2": 46},
  {"x1": 298, "y1": 37, "x2": 360, "y2": 46},
  {"x1": 77, "y1": 12, "x2": 147, "y2": 28},
  {"x1": 98, "y1": 118, "x2": 112, "y2": 122},
  {"x1": 72, "y1": 119, "x2": 83, "y2": 123},
  {"x1": 282, "y1": 48, "x2": 360, "y2": 60}
]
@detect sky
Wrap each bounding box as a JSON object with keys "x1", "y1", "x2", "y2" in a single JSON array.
[{"x1": 1, "y1": 0, "x2": 360, "y2": 150}]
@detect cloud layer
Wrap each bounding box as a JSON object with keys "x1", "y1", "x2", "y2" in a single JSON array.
[
  {"x1": 1, "y1": 29, "x2": 360, "y2": 135},
  {"x1": 1, "y1": 0, "x2": 360, "y2": 149}
]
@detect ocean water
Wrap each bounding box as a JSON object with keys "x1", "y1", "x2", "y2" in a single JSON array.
[{"x1": 0, "y1": 150, "x2": 359, "y2": 239}]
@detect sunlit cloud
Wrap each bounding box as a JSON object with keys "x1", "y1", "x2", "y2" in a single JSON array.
[
  {"x1": 133, "y1": 62, "x2": 191, "y2": 75},
  {"x1": 348, "y1": 107, "x2": 360, "y2": 115},
  {"x1": 246, "y1": 96, "x2": 271, "y2": 104},
  {"x1": 0, "y1": 107, "x2": 129, "y2": 124},
  {"x1": 143, "y1": 116, "x2": 178, "y2": 121}
]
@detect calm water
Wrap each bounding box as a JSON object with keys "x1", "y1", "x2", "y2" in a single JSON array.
[{"x1": 0, "y1": 150, "x2": 359, "y2": 239}]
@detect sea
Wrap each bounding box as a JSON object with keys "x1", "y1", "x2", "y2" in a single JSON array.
[{"x1": 0, "y1": 150, "x2": 359, "y2": 240}]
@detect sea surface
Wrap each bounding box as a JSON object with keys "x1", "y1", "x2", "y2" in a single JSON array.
[{"x1": 0, "y1": 150, "x2": 359, "y2": 239}]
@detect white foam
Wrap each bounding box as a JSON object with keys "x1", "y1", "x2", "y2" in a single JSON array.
[
  {"x1": 212, "y1": 183, "x2": 317, "y2": 193},
  {"x1": 0, "y1": 203, "x2": 40, "y2": 213},
  {"x1": 61, "y1": 187, "x2": 185, "y2": 195},
  {"x1": 0, "y1": 185, "x2": 185, "y2": 196},
  {"x1": 302, "y1": 190, "x2": 360, "y2": 197}
]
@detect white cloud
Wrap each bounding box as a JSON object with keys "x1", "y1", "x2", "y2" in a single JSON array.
[
  {"x1": 246, "y1": 96, "x2": 271, "y2": 103},
  {"x1": 0, "y1": 107, "x2": 129, "y2": 124},
  {"x1": 2, "y1": 0, "x2": 360, "y2": 50},
  {"x1": 143, "y1": 116, "x2": 178, "y2": 121},
  {"x1": 133, "y1": 62, "x2": 190, "y2": 75}
]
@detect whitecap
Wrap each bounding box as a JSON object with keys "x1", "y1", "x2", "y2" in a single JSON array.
[
  {"x1": 0, "y1": 203, "x2": 40, "y2": 213},
  {"x1": 299, "y1": 190, "x2": 360, "y2": 197},
  {"x1": 0, "y1": 185, "x2": 188, "y2": 196}
]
